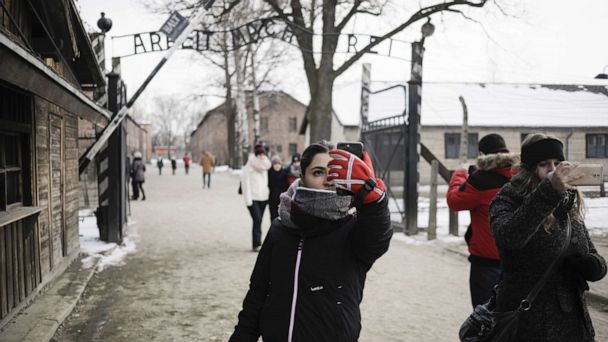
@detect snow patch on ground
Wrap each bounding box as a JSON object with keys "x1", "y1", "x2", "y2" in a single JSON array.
[
  {"x1": 390, "y1": 194, "x2": 608, "y2": 243},
  {"x1": 79, "y1": 210, "x2": 138, "y2": 271}
]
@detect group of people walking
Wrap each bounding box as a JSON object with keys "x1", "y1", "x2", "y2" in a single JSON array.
[
  {"x1": 230, "y1": 134, "x2": 606, "y2": 342},
  {"x1": 239, "y1": 144, "x2": 303, "y2": 251}
]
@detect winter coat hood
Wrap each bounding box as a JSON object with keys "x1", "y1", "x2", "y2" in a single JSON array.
[{"x1": 476, "y1": 152, "x2": 519, "y2": 171}]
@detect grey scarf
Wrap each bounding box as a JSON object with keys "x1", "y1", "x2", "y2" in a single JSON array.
[{"x1": 279, "y1": 180, "x2": 353, "y2": 229}]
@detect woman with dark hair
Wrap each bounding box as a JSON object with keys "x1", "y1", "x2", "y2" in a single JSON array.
[
  {"x1": 490, "y1": 133, "x2": 607, "y2": 341},
  {"x1": 241, "y1": 144, "x2": 272, "y2": 251},
  {"x1": 230, "y1": 141, "x2": 392, "y2": 342}
]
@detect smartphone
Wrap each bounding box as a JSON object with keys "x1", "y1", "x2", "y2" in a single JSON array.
[
  {"x1": 570, "y1": 164, "x2": 604, "y2": 186},
  {"x1": 337, "y1": 142, "x2": 364, "y2": 159}
]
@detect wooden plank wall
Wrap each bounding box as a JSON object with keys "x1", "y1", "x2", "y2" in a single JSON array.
[
  {"x1": 35, "y1": 99, "x2": 80, "y2": 277},
  {"x1": 0, "y1": 218, "x2": 39, "y2": 320}
]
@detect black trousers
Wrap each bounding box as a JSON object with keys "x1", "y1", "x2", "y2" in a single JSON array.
[
  {"x1": 132, "y1": 181, "x2": 145, "y2": 200},
  {"x1": 469, "y1": 257, "x2": 502, "y2": 308},
  {"x1": 248, "y1": 200, "x2": 267, "y2": 248},
  {"x1": 268, "y1": 197, "x2": 280, "y2": 221}
]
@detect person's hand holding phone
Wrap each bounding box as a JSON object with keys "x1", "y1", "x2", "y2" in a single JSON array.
[{"x1": 548, "y1": 162, "x2": 584, "y2": 192}]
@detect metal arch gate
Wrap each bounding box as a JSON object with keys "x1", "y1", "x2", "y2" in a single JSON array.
[{"x1": 360, "y1": 115, "x2": 408, "y2": 223}]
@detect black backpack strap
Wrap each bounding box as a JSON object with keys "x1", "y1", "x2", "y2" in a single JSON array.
[{"x1": 518, "y1": 214, "x2": 572, "y2": 311}]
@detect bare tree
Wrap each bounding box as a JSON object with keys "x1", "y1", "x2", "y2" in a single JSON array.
[
  {"x1": 164, "y1": 0, "x2": 494, "y2": 141},
  {"x1": 149, "y1": 96, "x2": 193, "y2": 157}
]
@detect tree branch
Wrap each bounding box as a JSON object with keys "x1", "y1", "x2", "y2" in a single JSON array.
[
  {"x1": 334, "y1": 0, "x2": 488, "y2": 76},
  {"x1": 336, "y1": 0, "x2": 362, "y2": 31}
]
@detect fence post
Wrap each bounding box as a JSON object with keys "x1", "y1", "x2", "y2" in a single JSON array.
[
  {"x1": 428, "y1": 160, "x2": 438, "y2": 240},
  {"x1": 449, "y1": 210, "x2": 459, "y2": 236}
]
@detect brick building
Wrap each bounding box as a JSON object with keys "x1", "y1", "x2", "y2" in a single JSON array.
[{"x1": 190, "y1": 91, "x2": 307, "y2": 165}]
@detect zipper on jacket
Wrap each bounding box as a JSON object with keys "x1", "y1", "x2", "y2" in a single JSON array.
[{"x1": 288, "y1": 238, "x2": 304, "y2": 342}]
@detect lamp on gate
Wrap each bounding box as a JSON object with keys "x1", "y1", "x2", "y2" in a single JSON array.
[
  {"x1": 594, "y1": 65, "x2": 608, "y2": 79},
  {"x1": 97, "y1": 12, "x2": 113, "y2": 34}
]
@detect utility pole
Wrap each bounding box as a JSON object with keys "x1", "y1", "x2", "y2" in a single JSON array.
[
  {"x1": 459, "y1": 96, "x2": 469, "y2": 165},
  {"x1": 359, "y1": 63, "x2": 371, "y2": 138}
]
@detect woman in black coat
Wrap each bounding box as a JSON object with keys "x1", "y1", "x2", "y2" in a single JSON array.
[
  {"x1": 490, "y1": 133, "x2": 607, "y2": 342},
  {"x1": 268, "y1": 155, "x2": 289, "y2": 221},
  {"x1": 230, "y1": 142, "x2": 392, "y2": 342}
]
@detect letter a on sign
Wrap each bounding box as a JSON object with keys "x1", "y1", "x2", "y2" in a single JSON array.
[{"x1": 160, "y1": 11, "x2": 189, "y2": 42}]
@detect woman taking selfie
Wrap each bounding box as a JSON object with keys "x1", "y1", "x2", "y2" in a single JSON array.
[
  {"x1": 490, "y1": 133, "x2": 607, "y2": 341},
  {"x1": 230, "y1": 141, "x2": 391, "y2": 342}
]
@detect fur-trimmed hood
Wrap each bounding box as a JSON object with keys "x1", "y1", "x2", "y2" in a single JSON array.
[{"x1": 476, "y1": 152, "x2": 520, "y2": 171}]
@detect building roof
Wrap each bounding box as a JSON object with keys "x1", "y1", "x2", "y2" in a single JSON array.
[{"x1": 335, "y1": 82, "x2": 608, "y2": 128}]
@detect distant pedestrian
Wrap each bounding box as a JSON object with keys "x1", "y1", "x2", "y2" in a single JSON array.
[
  {"x1": 200, "y1": 151, "x2": 215, "y2": 188},
  {"x1": 240, "y1": 144, "x2": 271, "y2": 251},
  {"x1": 230, "y1": 141, "x2": 391, "y2": 341},
  {"x1": 285, "y1": 152, "x2": 301, "y2": 185},
  {"x1": 171, "y1": 157, "x2": 177, "y2": 175},
  {"x1": 130, "y1": 151, "x2": 146, "y2": 200},
  {"x1": 267, "y1": 155, "x2": 289, "y2": 221},
  {"x1": 156, "y1": 157, "x2": 164, "y2": 175},
  {"x1": 446, "y1": 133, "x2": 518, "y2": 307},
  {"x1": 183, "y1": 153, "x2": 191, "y2": 175},
  {"x1": 489, "y1": 133, "x2": 607, "y2": 341}
]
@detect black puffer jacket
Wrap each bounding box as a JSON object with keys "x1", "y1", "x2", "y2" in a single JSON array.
[
  {"x1": 230, "y1": 197, "x2": 392, "y2": 342},
  {"x1": 490, "y1": 179, "x2": 607, "y2": 342}
]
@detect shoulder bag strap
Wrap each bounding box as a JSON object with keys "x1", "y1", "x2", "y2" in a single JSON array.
[{"x1": 517, "y1": 214, "x2": 572, "y2": 311}]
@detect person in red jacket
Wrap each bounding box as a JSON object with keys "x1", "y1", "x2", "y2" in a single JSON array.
[{"x1": 446, "y1": 133, "x2": 519, "y2": 307}]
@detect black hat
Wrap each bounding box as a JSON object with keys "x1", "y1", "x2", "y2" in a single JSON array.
[
  {"x1": 479, "y1": 133, "x2": 509, "y2": 154},
  {"x1": 291, "y1": 153, "x2": 301, "y2": 162},
  {"x1": 521, "y1": 138, "x2": 564, "y2": 169}
]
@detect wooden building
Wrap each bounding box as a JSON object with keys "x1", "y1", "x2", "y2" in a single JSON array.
[{"x1": 0, "y1": 0, "x2": 109, "y2": 326}]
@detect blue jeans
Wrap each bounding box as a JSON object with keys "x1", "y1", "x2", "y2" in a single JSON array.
[
  {"x1": 203, "y1": 173, "x2": 211, "y2": 188},
  {"x1": 248, "y1": 201, "x2": 267, "y2": 248}
]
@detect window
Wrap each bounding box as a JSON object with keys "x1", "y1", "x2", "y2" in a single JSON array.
[
  {"x1": 289, "y1": 143, "x2": 298, "y2": 156},
  {"x1": 276, "y1": 145, "x2": 283, "y2": 153},
  {"x1": 260, "y1": 117, "x2": 269, "y2": 134},
  {"x1": 0, "y1": 84, "x2": 32, "y2": 212},
  {"x1": 445, "y1": 133, "x2": 479, "y2": 159},
  {"x1": 288, "y1": 117, "x2": 297, "y2": 132},
  {"x1": 586, "y1": 134, "x2": 608, "y2": 158},
  {"x1": 0, "y1": 133, "x2": 26, "y2": 211}
]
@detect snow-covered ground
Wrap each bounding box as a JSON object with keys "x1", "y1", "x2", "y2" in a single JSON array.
[{"x1": 79, "y1": 209, "x2": 138, "y2": 271}]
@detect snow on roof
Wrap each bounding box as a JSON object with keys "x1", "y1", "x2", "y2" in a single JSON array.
[{"x1": 333, "y1": 82, "x2": 608, "y2": 127}]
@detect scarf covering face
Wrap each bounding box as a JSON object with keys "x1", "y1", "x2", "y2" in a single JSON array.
[
  {"x1": 247, "y1": 153, "x2": 271, "y2": 172},
  {"x1": 279, "y1": 180, "x2": 353, "y2": 230}
]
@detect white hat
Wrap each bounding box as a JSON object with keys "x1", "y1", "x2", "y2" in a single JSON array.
[{"x1": 133, "y1": 151, "x2": 142, "y2": 158}]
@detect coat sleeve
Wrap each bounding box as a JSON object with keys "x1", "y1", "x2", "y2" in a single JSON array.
[
  {"x1": 580, "y1": 223, "x2": 608, "y2": 282},
  {"x1": 446, "y1": 169, "x2": 481, "y2": 211},
  {"x1": 230, "y1": 232, "x2": 273, "y2": 342},
  {"x1": 490, "y1": 179, "x2": 564, "y2": 251},
  {"x1": 241, "y1": 167, "x2": 253, "y2": 207},
  {"x1": 351, "y1": 196, "x2": 393, "y2": 269}
]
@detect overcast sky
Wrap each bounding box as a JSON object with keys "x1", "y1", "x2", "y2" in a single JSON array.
[{"x1": 76, "y1": 0, "x2": 608, "y2": 124}]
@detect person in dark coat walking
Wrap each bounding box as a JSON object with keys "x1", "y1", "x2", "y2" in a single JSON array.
[
  {"x1": 130, "y1": 151, "x2": 146, "y2": 200},
  {"x1": 447, "y1": 133, "x2": 519, "y2": 307},
  {"x1": 156, "y1": 157, "x2": 164, "y2": 175},
  {"x1": 170, "y1": 157, "x2": 177, "y2": 175},
  {"x1": 230, "y1": 142, "x2": 392, "y2": 342},
  {"x1": 490, "y1": 133, "x2": 607, "y2": 342},
  {"x1": 285, "y1": 153, "x2": 301, "y2": 185},
  {"x1": 267, "y1": 155, "x2": 289, "y2": 221}
]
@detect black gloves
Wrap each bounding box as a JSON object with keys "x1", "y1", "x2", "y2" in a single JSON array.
[{"x1": 567, "y1": 254, "x2": 607, "y2": 282}]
